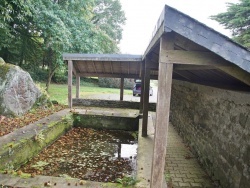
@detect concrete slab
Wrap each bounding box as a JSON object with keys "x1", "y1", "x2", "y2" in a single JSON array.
[
  {"x1": 0, "y1": 107, "x2": 139, "y2": 188},
  {"x1": 0, "y1": 174, "x2": 117, "y2": 188},
  {"x1": 0, "y1": 109, "x2": 71, "y2": 150},
  {"x1": 136, "y1": 112, "x2": 167, "y2": 188}
]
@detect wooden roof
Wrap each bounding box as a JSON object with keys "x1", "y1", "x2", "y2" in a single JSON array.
[
  {"x1": 63, "y1": 54, "x2": 142, "y2": 78},
  {"x1": 63, "y1": 5, "x2": 250, "y2": 91}
]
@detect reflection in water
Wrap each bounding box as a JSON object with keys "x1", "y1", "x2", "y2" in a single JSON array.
[{"x1": 20, "y1": 128, "x2": 138, "y2": 183}]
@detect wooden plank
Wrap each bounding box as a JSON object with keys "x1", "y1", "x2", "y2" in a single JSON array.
[
  {"x1": 102, "y1": 61, "x2": 106, "y2": 73},
  {"x1": 76, "y1": 75, "x2": 80, "y2": 98},
  {"x1": 192, "y1": 80, "x2": 250, "y2": 91},
  {"x1": 128, "y1": 62, "x2": 130, "y2": 75},
  {"x1": 120, "y1": 77, "x2": 124, "y2": 101},
  {"x1": 110, "y1": 62, "x2": 113, "y2": 74},
  {"x1": 74, "y1": 61, "x2": 82, "y2": 74},
  {"x1": 173, "y1": 70, "x2": 192, "y2": 81},
  {"x1": 174, "y1": 64, "x2": 216, "y2": 70},
  {"x1": 68, "y1": 60, "x2": 73, "y2": 108},
  {"x1": 173, "y1": 63, "x2": 250, "y2": 87},
  {"x1": 166, "y1": 50, "x2": 229, "y2": 66},
  {"x1": 142, "y1": 58, "x2": 151, "y2": 137},
  {"x1": 217, "y1": 64, "x2": 250, "y2": 87},
  {"x1": 92, "y1": 61, "x2": 97, "y2": 73},
  {"x1": 151, "y1": 34, "x2": 174, "y2": 188},
  {"x1": 174, "y1": 33, "x2": 208, "y2": 51}
]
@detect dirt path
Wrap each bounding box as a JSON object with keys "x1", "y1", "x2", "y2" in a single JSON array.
[{"x1": 83, "y1": 87, "x2": 158, "y2": 103}]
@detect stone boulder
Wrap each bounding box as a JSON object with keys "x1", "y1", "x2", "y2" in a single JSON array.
[{"x1": 0, "y1": 58, "x2": 48, "y2": 116}]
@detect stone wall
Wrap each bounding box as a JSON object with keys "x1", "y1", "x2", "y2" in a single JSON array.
[
  {"x1": 73, "y1": 114, "x2": 139, "y2": 131},
  {"x1": 73, "y1": 99, "x2": 156, "y2": 111},
  {"x1": 170, "y1": 80, "x2": 250, "y2": 188}
]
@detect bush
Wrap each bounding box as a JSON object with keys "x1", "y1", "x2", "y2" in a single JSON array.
[
  {"x1": 98, "y1": 78, "x2": 134, "y2": 89},
  {"x1": 29, "y1": 69, "x2": 48, "y2": 82}
]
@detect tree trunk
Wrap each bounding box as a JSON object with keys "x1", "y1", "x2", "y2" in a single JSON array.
[
  {"x1": 45, "y1": 47, "x2": 55, "y2": 92},
  {"x1": 45, "y1": 66, "x2": 57, "y2": 92}
]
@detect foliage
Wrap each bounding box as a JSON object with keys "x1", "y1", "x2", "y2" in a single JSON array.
[
  {"x1": 0, "y1": 0, "x2": 126, "y2": 89},
  {"x1": 116, "y1": 176, "x2": 138, "y2": 187},
  {"x1": 98, "y1": 78, "x2": 134, "y2": 89},
  {"x1": 34, "y1": 129, "x2": 45, "y2": 147},
  {"x1": 211, "y1": 0, "x2": 250, "y2": 48},
  {"x1": 0, "y1": 104, "x2": 66, "y2": 137},
  {"x1": 31, "y1": 161, "x2": 49, "y2": 170}
]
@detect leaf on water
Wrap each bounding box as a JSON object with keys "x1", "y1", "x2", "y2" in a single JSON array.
[{"x1": 31, "y1": 161, "x2": 49, "y2": 169}]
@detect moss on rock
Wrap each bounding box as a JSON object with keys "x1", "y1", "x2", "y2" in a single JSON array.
[
  {"x1": 0, "y1": 57, "x2": 5, "y2": 64},
  {"x1": 0, "y1": 63, "x2": 13, "y2": 81}
]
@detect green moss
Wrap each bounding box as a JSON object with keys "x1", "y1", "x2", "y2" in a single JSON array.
[
  {"x1": 0, "y1": 57, "x2": 5, "y2": 64},
  {"x1": 0, "y1": 63, "x2": 14, "y2": 81},
  {"x1": 47, "y1": 121, "x2": 58, "y2": 128},
  {"x1": 19, "y1": 172, "x2": 32, "y2": 179},
  {"x1": 0, "y1": 118, "x2": 73, "y2": 170},
  {"x1": 0, "y1": 170, "x2": 32, "y2": 178},
  {"x1": 2, "y1": 142, "x2": 18, "y2": 150}
]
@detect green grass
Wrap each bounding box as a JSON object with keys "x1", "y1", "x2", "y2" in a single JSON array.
[{"x1": 37, "y1": 82, "x2": 132, "y2": 105}]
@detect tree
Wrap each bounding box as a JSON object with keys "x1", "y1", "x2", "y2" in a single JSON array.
[
  {"x1": 92, "y1": 0, "x2": 126, "y2": 43},
  {"x1": 211, "y1": 0, "x2": 250, "y2": 48},
  {"x1": 0, "y1": 0, "x2": 126, "y2": 91}
]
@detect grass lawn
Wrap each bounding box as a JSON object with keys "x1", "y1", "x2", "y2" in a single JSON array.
[{"x1": 38, "y1": 82, "x2": 132, "y2": 105}]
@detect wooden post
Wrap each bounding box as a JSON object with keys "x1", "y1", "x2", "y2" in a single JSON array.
[
  {"x1": 142, "y1": 58, "x2": 150, "y2": 137},
  {"x1": 151, "y1": 34, "x2": 174, "y2": 187},
  {"x1": 76, "y1": 75, "x2": 80, "y2": 98},
  {"x1": 68, "y1": 60, "x2": 73, "y2": 108},
  {"x1": 139, "y1": 60, "x2": 145, "y2": 113},
  {"x1": 120, "y1": 77, "x2": 124, "y2": 101}
]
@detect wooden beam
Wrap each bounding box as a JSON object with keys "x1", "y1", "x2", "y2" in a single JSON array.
[
  {"x1": 148, "y1": 60, "x2": 159, "y2": 69},
  {"x1": 190, "y1": 80, "x2": 250, "y2": 91},
  {"x1": 77, "y1": 73, "x2": 140, "y2": 78},
  {"x1": 217, "y1": 64, "x2": 250, "y2": 87},
  {"x1": 166, "y1": 50, "x2": 229, "y2": 66},
  {"x1": 63, "y1": 53, "x2": 142, "y2": 62},
  {"x1": 143, "y1": 23, "x2": 165, "y2": 59},
  {"x1": 174, "y1": 64, "x2": 216, "y2": 70},
  {"x1": 120, "y1": 77, "x2": 124, "y2": 101},
  {"x1": 76, "y1": 75, "x2": 80, "y2": 98},
  {"x1": 72, "y1": 62, "x2": 77, "y2": 76},
  {"x1": 92, "y1": 61, "x2": 97, "y2": 73},
  {"x1": 173, "y1": 70, "x2": 192, "y2": 81},
  {"x1": 139, "y1": 60, "x2": 145, "y2": 114},
  {"x1": 110, "y1": 61, "x2": 113, "y2": 74},
  {"x1": 142, "y1": 58, "x2": 151, "y2": 137},
  {"x1": 174, "y1": 63, "x2": 250, "y2": 87},
  {"x1": 68, "y1": 60, "x2": 73, "y2": 108},
  {"x1": 137, "y1": 61, "x2": 140, "y2": 76},
  {"x1": 151, "y1": 34, "x2": 174, "y2": 188}
]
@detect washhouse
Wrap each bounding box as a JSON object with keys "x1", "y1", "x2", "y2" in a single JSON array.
[{"x1": 64, "y1": 5, "x2": 250, "y2": 188}]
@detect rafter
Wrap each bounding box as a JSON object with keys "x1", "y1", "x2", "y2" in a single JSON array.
[{"x1": 164, "y1": 50, "x2": 229, "y2": 66}]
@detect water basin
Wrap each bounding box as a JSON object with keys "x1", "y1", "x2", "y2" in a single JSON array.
[{"x1": 20, "y1": 127, "x2": 138, "y2": 183}]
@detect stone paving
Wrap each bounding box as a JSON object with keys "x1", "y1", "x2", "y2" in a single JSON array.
[{"x1": 165, "y1": 123, "x2": 215, "y2": 188}]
